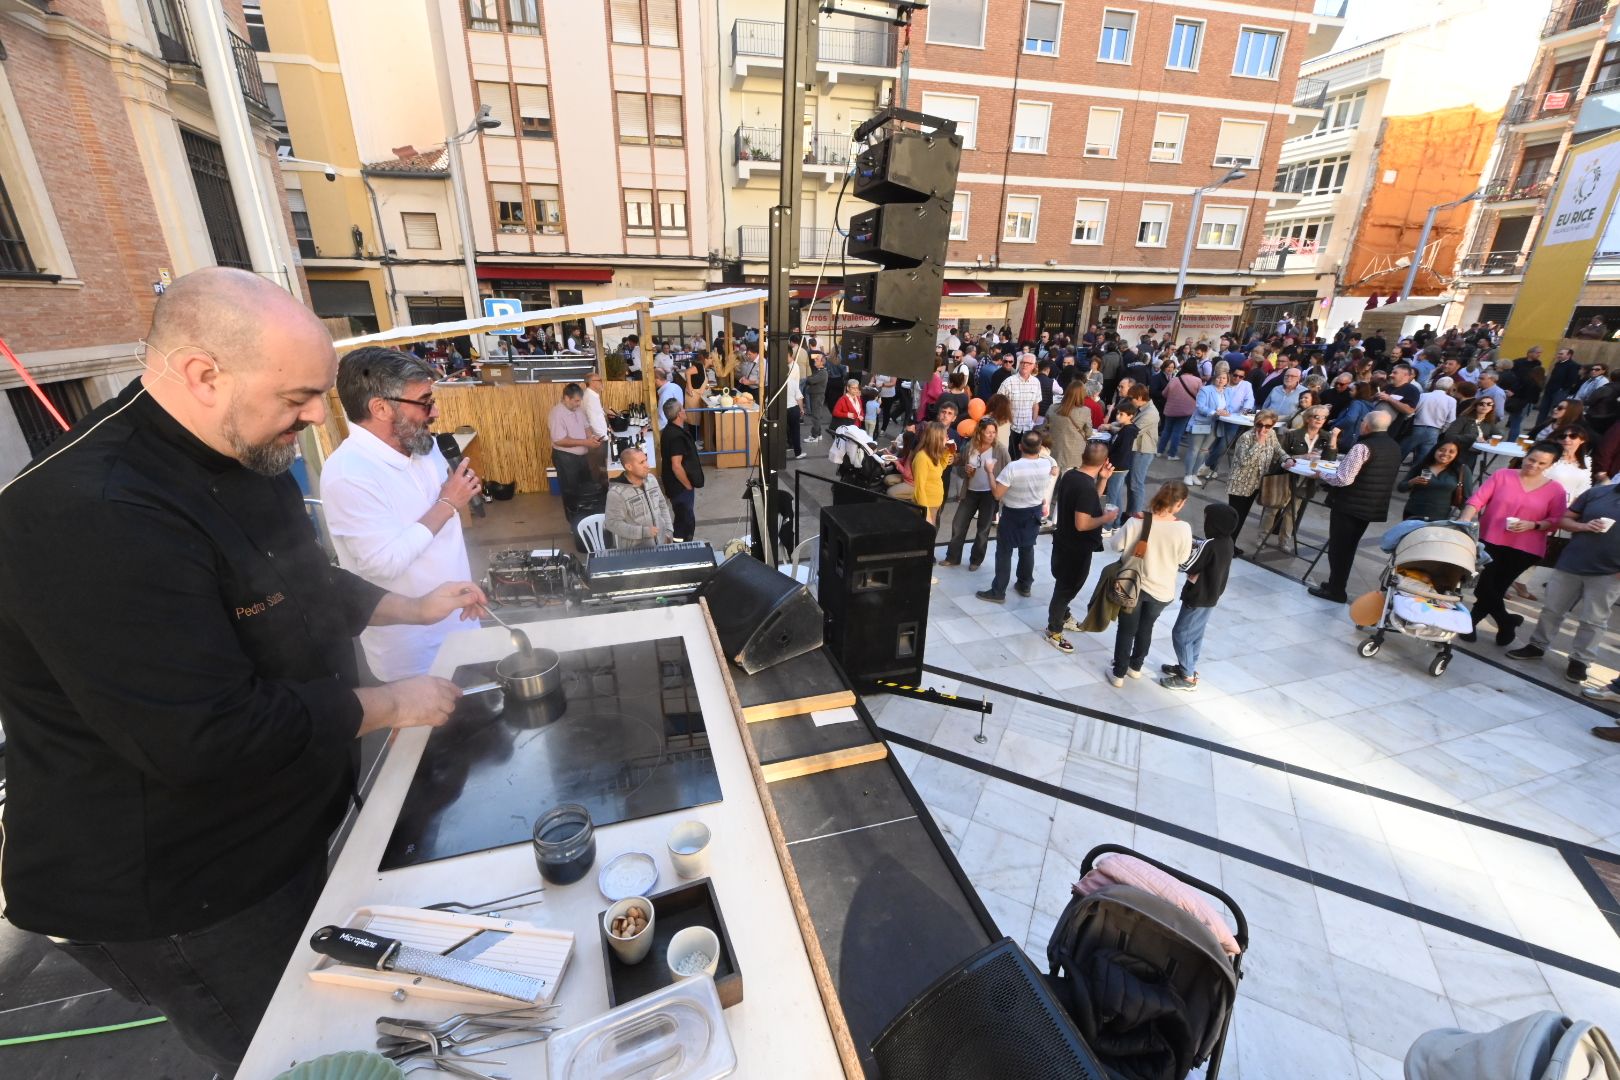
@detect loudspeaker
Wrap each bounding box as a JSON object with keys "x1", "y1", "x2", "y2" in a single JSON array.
[
  {"x1": 696, "y1": 554, "x2": 823, "y2": 675},
  {"x1": 871, "y1": 938, "x2": 1107, "y2": 1079},
  {"x1": 818, "y1": 501, "x2": 933, "y2": 683}
]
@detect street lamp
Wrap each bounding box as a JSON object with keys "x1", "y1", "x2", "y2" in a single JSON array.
[
  {"x1": 446, "y1": 104, "x2": 502, "y2": 318},
  {"x1": 1175, "y1": 168, "x2": 1248, "y2": 300},
  {"x1": 1399, "y1": 190, "x2": 1485, "y2": 301}
]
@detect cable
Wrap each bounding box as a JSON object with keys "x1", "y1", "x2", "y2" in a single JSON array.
[{"x1": 0, "y1": 1016, "x2": 167, "y2": 1047}]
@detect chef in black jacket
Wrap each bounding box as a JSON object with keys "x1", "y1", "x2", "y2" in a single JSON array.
[{"x1": 0, "y1": 269, "x2": 486, "y2": 1077}]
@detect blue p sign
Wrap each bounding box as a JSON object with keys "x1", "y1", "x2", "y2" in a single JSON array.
[{"x1": 484, "y1": 296, "x2": 522, "y2": 335}]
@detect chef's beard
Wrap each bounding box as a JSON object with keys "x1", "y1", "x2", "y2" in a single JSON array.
[
  {"x1": 222, "y1": 397, "x2": 305, "y2": 476},
  {"x1": 391, "y1": 410, "x2": 435, "y2": 456}
]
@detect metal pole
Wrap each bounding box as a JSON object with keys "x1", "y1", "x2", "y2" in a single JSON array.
[
  {"x1": 1401, "y1": 203, "x2": 1443, "y2": 301},
  {"x1": 446, "y1": 135, "x2": 482, "y2": 320},
  {"x1": 1174, "y1": 187, "x2": 1206, "y2": 301}
]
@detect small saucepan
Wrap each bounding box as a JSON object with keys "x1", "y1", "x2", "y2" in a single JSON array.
[{"x1": 494, "y1": 647, "x2": 561, "y2": 702}]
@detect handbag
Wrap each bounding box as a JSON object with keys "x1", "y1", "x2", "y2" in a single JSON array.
[
  {"x1": 1106, "y1": 515, "x2": 1153, "y2": 613},
  {"x1": 1259, "y1": 471, "x2": 1292, "y2": 509}
]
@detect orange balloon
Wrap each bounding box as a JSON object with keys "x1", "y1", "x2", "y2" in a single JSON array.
[
  {"x1": 956, "y1": 418, "x2": 977, "y2": 439},
  {"x1": 967, "y1": 397, "x2": 987, "y2": 420}
]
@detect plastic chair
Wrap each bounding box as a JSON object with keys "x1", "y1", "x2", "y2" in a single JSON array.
[
  {"x1": 787, "y1": 533, "x2": 819, "y2": 587},
  {"x1": 576, "y1": 513, "x2": 607, "y2": 554}
]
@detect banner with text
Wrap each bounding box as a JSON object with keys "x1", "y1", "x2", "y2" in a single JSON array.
[{"x1": 1499, "y1": 128, "x2": 1620, "y2": 363}]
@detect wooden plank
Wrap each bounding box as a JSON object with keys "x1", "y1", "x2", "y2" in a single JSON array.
[
  {"x1": 734, "y1": 648, "x2": 855, "y2": 723},
  {"x1": 429, "y1": 380, "x2": 643, "y2": 493},
  {"x1": 698, "y1": 600, "x2": 865, "y2": 1080},
  {"x1": 744, "y1": 690, "x2": 857, "y2": 725},
  {"x1": 761, "y1": 742, "x2": 888, "y2": 784}
]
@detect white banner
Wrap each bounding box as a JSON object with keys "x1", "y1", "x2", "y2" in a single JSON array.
[
  {"x1": 1116, "y1": 310, "x2": 1176, "y2": 338},
  {"x1": 1546, "y1": 139, "x2": 1620, "y2": 246}
]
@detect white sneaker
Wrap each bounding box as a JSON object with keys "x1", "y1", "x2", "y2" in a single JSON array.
[
  {"x1": 794, "y1": 452, "x2": 808, "y2": 460},
  {"x1": 1185, "y1": 475, "x2": 1204, "y2": 487},
  {"x1": 1106, "y1": 668, "x2": 1125, "y2": 688}
]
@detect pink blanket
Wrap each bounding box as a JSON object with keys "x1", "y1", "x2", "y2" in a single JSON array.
[{"x1": 1075, "y1": 853, "x2": 1241, "y2": 957}]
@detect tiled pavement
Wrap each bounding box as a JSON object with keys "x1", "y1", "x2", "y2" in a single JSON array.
[{"x1": 867, "y1": 539, "x2": 1620, "y2": 1079}]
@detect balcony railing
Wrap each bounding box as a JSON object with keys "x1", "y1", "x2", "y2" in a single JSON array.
[
  {"x1": 1543, "y1": 0, "x2": 1608, "y2": 37},
  {"x1": 1592, "y1": 73, "x2": 1620, "y2": 96},
  {"x1": 1293, "y1": 77, "x2": 1329, "y2": 109},
  {"x1": 1507, "y1": 86, "x2": 1582, "y2": 124},
  {"x1": 738, "y1": 225, "x2": 837, "y2": 260},
  {"x1": 230, "y1": 28, "x2": 271, "y2": 114},
  {"x1": 1457, "y1": 250, "x2": 1529, "y2": 275},
  {"x1": 732, "y1": 18, "x2": 896, "y2": 68},
  {"x1": 1484, "y1": 177, "x2": 1554, "y2": 202},
  {"x1": 735, "y1": 126, "x2": 852, "y2": 168}
]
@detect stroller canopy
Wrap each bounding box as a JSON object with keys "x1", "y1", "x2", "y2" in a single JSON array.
[{"x1": 1394, "y1": 524, "x2": 1477, "y2": 592}]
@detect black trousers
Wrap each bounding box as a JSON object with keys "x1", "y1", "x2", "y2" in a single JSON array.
[
  {"x1": 1047, "y1": 550, "x2": 1094, "y2": 634},
  {"x1": 945, "y1": 488, "x2": 997, "y2": 566},
  {"x1": 1472, "y1": 541, "x2": 1539, "y2": 630},
  {"x1": 1325, "y1": 510, "x2": 1372, "y2": 597},
  {"x1": 1228, "y1": 492, "x2": 1258, "y2": 537},
  {"x1": 787, "y1": 405, "x2": 802, "y2": 455},
  {"x1": 56, "y1": 854, "x2": 326, "y2": 1077},
  {"x1": 552, "y1": 449, "x2": 592, "y2": 522}
]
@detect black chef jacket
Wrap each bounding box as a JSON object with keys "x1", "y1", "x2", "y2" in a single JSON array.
[{"x1": 0, "y1": 379, "x2": 386, "y2": 942}]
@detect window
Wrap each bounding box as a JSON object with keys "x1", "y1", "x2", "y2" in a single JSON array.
[
  {"x1": 264, "y1": 83, "x2": 291, "y2": 153},
  {"x1": 1071, "y1": 198, "x2": 1107, "y2": 244},
  {"x1": 1548, "y1": 57, "x2": 1588, "y2": 93},
  {"x1": 1013, "y1": 101, "x2": 1051, "y2": 153},
  {"x1": 1085, "y1": 107, "x2": 1122, "y2": 157},
  {"x1": 610, "y1": 0, "x2": 643, "y2": 43},
  {"x1": 1233, "y1": 27, "x2": 1283, "y2": 78},
  {"x1": 1263, "y1": 216, "x2": 1332, "y2": 253},
  {"x1": 1167, "y1": 18, "x2": 1202, "y2": 70},
  {"x1": 652, "y1": 95, "x2": 684, "y2": 146},
  {"x1": 181, "y1": 129, "x2": 250, "y2": 269},
  {"x1": 1214, "y1": 119, "x2": 1266, "y2": 167},
  {"x1": 465, "y1": 0, "x2": 499, "y2": 31},
  {"x1": 920, "y1": 92, "x2": 978, "y2": 148},
  {"x1": 402, "y1": 212, "x2": 441, "y2": 249},
  {"x1": 243, "y1": 1, "x2": 269, "y2": 50},
  {"x1": 0, "y1": 176, "x2": 37, "y2": 275},
  {"x1": 1099, "y1": 9, "x2": 1134, "y2": 63},
  {"x1": 926, "y1": 0, "x2": 987, "y2": 48},
  {"x1": 617, "y1": 92, "x2": 649, "y2": 144},
  {"x1": 8, "y1": 379, "x2": 90, "y2": 457},
  {"x1": 624, "y1": 188, "x2": 655, "y2": 236},
  {"x1": 1515, "y1": 142, "x2": 1558, "y2": 189},
  {"x1": 657, "y1": 190, "x2": 687, "y2": 236},
  {"x1": 611, "y1": 0, "x2": 678, "y2": 47},
  {"x1": 648, "y1": 0, "x2": 678, "y2": 46},
  {"x1": 286, "y1": 189, "x2": 315, "y2": 258},
  {"x1": 507, "y1": 0, "x2": 540, "y2": 33},
  {"x1": 950, "y1": 191, "x2": 970, "y2": 239},
  {"x1": 517, "y1": 84, "x2": 552, "y2": 139},
  {"x1": 1003, "y1": 195, "x2": 1039, "y2": 241},
  {"x1": 1198, "y1": 205, "x2": 1246, "y2": 249},
  {"x1": 493, "y1": 182, "x2": 526, "y2": 231},
  {"x1": 531, "y1": 184, "x2": 563, "y2": 234},
  {"x1": 1150, "y1": 113, "x2": 1186, "y2": 163},
  {"x1": 477, "y1": 82, "x2": 514, "y2": 135},
  {"x1": 1274, "y1": 154, "x2": 1350, "y2": 196},
  {"x1": 1313, "y1": 90, "x2": 1366, "y2": 135},
  {"x1": 1137, "y1": 201, "x2": 1170, "y2": 246},
  {"x1": 1594, "y1": 41, "x2": 1620, "y2": 92},
  {"x1": 1025, "y1": 0, "x2": 1062, "y2": 54}
]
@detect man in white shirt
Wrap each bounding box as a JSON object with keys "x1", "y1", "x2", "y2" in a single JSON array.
[
  {"x1": 975, "y1": 431, "x2": 1057, "y2": 602},
  {"x1": 1003, "y1": 352, "x2": 1043, "y2": 453},
  {"x1": 736, "y1": 347, "x2": 761, "y2": 396},
  {"x1": 321, "y1": 347, "x2": 480, "y2": 681},
  {"x1": 1403, "y1": 375, "x2": 1458, "y2": 463},
  {"x1": 945, "y1": 327, "x2": 961, "y2": 353},
  {"x1": 786, "y1": 346, "x2": 806, "y2": 460},
  {"x1": 582, "y1": 369, "x2": 613, "y2": 483}
]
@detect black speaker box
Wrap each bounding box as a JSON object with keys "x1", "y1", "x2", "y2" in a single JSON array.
[
  {"x1": 695, "y1": 554, "x2": 823, "y2": 675},
  {"x1": 840, "y1": 324, "x2": 938, "y2": 382},
  {"x1": 847, "y1": 203, "x2": 951, "y2": 266},
  {"x1": 818, "y1": 501, "x2": 934, "y2": 682},
  {"x1": 853, "y1": 129, "x2": 964, "y2": 205},
  {"x1": 872, "y1": 938, "x2": 1107, "y2": 1079},
  {"x1": 843, "y1": 261, "x2": 945, "y2": 322}
]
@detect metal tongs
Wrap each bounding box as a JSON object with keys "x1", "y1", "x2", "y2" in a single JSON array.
[{"x1": 376, "y1": 1004, "x2": 559, "y2": 1074}]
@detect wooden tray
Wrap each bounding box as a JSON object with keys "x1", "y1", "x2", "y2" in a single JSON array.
[
  {"x1": 307, "y1": 905, "x2": 573, "y2": 1006},
  {"x1": 598, "y1": 878, "x2": 743, "y2": 1009}
]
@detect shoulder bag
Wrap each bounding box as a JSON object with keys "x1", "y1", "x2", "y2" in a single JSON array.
[{"x1": 1106, "y1": 514, "x2": 1154, "y2": 613}]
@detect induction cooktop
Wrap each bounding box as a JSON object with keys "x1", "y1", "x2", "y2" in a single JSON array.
[{"x1": 379, "y1": 636, "x2": 722, "y2": 870}]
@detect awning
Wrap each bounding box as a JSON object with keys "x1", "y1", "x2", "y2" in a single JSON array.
[
  {"x1": 476, "y1": 266, "x2": 615, "y2": 283},
  {"x1": 943, "y1": 280, "x2": 991, "y2": 296}
]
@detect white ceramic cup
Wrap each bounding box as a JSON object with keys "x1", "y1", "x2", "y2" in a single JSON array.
[
  {"x1": 667, "y1": 925, "x2": 720, "y2": 980},
  {"x1": 1506, "y1": 516, "x2": 1522, "y2": 528},
  {"x1": 667, "y1": 820, "x2": 712, "y2": 880},
  {"x1": 1596, "y1": 517, "x2": 1615, "y2": 533},
  {"x1": 603, "y1": 897, "x2": 655, "y2": 965}
]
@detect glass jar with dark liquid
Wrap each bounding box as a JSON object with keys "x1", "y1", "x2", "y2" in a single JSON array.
[{"x1": 533, "y1": 803, "x2": 597, "y2": 885}]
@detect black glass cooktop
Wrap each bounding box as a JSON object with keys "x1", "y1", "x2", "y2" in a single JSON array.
[{"x1": 380, "y1": 637, "x2": 722, "y2": 870}]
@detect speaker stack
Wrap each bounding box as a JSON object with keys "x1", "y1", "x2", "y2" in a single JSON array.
[{"x1": 817, "y1": 501, "x2": 934, "y2": 684}]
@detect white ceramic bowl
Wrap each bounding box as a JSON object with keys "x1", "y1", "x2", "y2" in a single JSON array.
[
  {"x1": 667, "y1": 820, "x2": 712, "y2": 880},
  {"x1": 667, "y1": 925, "x2": 720, "y2": 980},
  {"x1": 603, "y1": 897, "x2": 655, "y2": 965}
]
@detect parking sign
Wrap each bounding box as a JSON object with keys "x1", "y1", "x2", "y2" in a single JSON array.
[{"x1": 483, "y1": 296, "x2": 522, "y2": 335}]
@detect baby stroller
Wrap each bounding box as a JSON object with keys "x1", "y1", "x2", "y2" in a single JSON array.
[
  {"x1": 1356, "y1": 521, "x2": 1479, "y2": 677},
  {"x1": 828, "y1": 423, "x2": 888, "y2": 490},
  {"x1": 1046, "y1": 845, "x2": 1247, "y2": 1080}
]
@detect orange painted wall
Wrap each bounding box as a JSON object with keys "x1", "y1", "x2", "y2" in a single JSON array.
[{"x1": 1343, "y1": 105, "x2": 1502, "y2": 296}]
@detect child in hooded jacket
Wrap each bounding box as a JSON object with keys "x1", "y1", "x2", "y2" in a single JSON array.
[{"x1": 1161, "y1": 502, "x2": 1240, "y2": 691}]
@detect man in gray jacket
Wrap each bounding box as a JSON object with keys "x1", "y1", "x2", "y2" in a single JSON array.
[
  {"x1": 604, "y1": 446, "x2": 674, "y2": 549},
  {"x1": 804, "y1": 350, "x2": 830, "y2": 442}
]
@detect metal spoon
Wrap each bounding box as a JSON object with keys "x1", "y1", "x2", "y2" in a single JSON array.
[{"x1": 484, "y1": 607, "x2": 532, "y2": 656}]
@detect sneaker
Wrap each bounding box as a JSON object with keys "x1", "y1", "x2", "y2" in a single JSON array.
[
  {"x1": 937, "y1": 558, "x2": 959, "y2": 567},
  {"x1": 1063, "y1": 615, "x2": 1083, "y2": 632},
  {"x1": 1160, "y1": 663, "x2": 1185, "y2": 677},
  {"x1": 1584, "y1": 685, "x2": 1620, "y2": 704},
  {"x1": 805, "y1": 435, "x2": 822, "y2": 443},
  {"x1": 1505, "y1": 644, "x2": 1545, "y2": 661},
  {"x1": 1127, "y1": 666, "x2": 1143, "y2": 679},
  {"x1": 1160, "y1": 674, "x2": 1198, "y2": 692},
  {"x1": 975, "y1": 589, "x2": 1005, "y2": 604},
  {"x1": 1567, "y1": 659, "x2": 1590, "y2": 684},
  {"x1": 1185, "y1": 475, "x2": 1204, "y2": 487},
  {"x1": 1106, "y1": 668, "x2": 1125, "y2": 688},
  {"x1": 1196, "y1": 465, "x2": 1214, "y2": 480},
  {"x1": 1015, "y1": 585, "x2": 1032, "y2": 598},
  {"x1": 794, "y1": 451, "x2": 808, "y2": 460},
  {"x1": 1044, "y1": 631, "x2": 1075, "y2": 653}
]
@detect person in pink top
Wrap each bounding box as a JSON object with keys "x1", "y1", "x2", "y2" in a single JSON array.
[
  {"x1": 1458, "y1": 441, "x2": 1567, "y2": 645},
  {"x1": 1156, "y1": 360, "x2": 1203, "y2": 458}
]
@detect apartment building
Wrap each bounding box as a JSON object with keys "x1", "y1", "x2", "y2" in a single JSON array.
[
  {"x1": 900, "y1": 0, "x2": 1342, "y2": 334},
  {"x1": 1251, "y1": 0, "x2": 1541, "y2": 329},
  {"x1": 1452, "y1": 0, "x2": 1618, "y2": 330},
  {"x1": 428, "y1": 0, "x2": 712, "y2": 324},
  {"x1": 254, "y1": 0, "x2": 467, "y2": 333},
  {"x1": 0, "y1": 0, "x2": 291, "y2": 478}
]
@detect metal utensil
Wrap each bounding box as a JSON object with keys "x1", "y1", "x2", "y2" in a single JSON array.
[
  {"x1": 483, "y1": 608, "x2": 532, "y2": 656},
  {"x1": 492, "y1": 647, "x2": 560, "y2": 702},
  {"x1": 311, "y1": 926, "x2": 545, "y2": 1003},
  {"x1": 424, "y1": 888, "x2": 546, "y2": 915}
]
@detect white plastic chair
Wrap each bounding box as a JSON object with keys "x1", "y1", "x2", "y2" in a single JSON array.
[
  {"x1": 787, "y1": 533, "x2": 820, "y2": 587},
  {"x1": 576, "y1": 513, "x2": 607, "y2": 554}
]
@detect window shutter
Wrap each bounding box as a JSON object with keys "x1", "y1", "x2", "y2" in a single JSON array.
[
  {"x1": 476, "y1": 82, "x2": 514, "y2": 134},
  {"x1": 647, "y1": 0, "x2": 678, "y2": 47},
  {"x1": 927, "y1": 0, "x2": 986, "y2": 47},
  {"x1": 1026, "y1": 1, "x2": 1060, "y2": 42},
  {"x1": 610, "y1": 0, "x2": 643, "y2": 44},
  {"x1": 1014, "y1": 102, "x2": 1048, "y2": 143},
  {"x1": 1085, "y1": 108, "x2": 1120, "y2": 156},
  {"x1": 403, "y1": 213, "x2": 441, "y2": 249},
  {"x1": 617, "y1": 92, "x2": 649, "y2": 142},
  {"x1": 1151, "y1": 113, "x2": 1185, "y2": 160},
  {"x1": 1103, "y1": 10, "x2": 1132, "y2": 30},
  {"x1": 1214, "y1": 120, "x2": 1264, "y2": 166},
  {"x1": 518, "y1": 83, "x2": 551, "y2": 134},
  {"x1": 920, "y1": 93, "x2": 976, "y2": 147},
  {"x1": 652, "y1": 95, "x2": 683, "y2": 143}
]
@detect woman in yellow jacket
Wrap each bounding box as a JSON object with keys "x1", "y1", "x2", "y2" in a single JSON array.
[{"x1": 909, "y1": 421, "x2": 954, "y2": 526}]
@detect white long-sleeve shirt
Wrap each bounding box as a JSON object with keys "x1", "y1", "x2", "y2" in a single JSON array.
[{"x1": 319, "y1": 424, "x2": 473, "y2": 681}]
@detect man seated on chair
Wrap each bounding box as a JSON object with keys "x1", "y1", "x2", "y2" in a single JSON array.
[{"x1": 604, "y1": 446, "x2": 674, "y2": 550}]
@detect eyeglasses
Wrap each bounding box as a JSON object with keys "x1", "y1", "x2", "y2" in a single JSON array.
[
  {"x1": 1561, "y1": 432, "x2": 1584, "y2": 440},
  {"x1": 1256, "y1": 423, "x2": 1275, "y2": 430},
  {"x1": 385, "y1": 394, "x2": 436, "y2": 412}
]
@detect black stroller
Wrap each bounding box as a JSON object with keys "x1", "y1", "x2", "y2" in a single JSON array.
[{"x1": 1046, "y1": 845, "x2": 1248, "y2": 1080}]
